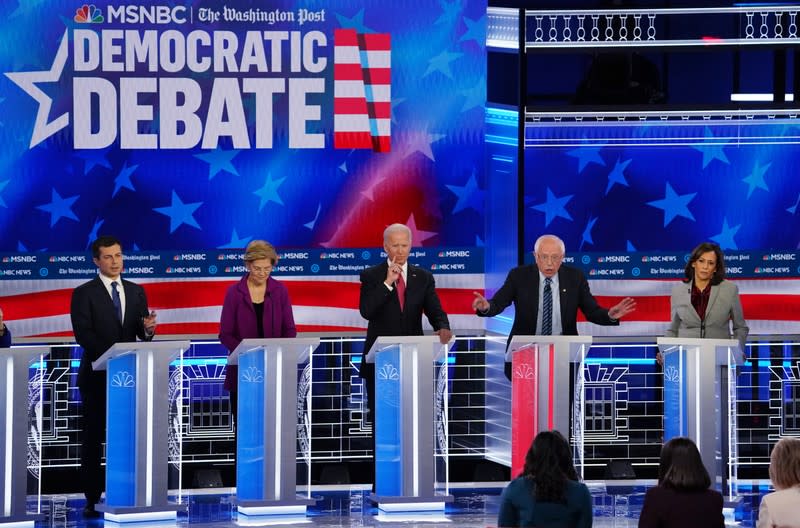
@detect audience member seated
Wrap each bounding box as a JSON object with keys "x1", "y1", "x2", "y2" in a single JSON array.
[
  {"x1": 758, "y1": 437, "x2": 800, "y2": 528},
  {"x1": 0, "y1": 307, "x2": 10, "y2": 348},
  {"x1": 638, "y1": 437, "x2": 724, "y2": 528},
  {"x1": 498, "y1": 430, "x2": 592, "y2": 528}
]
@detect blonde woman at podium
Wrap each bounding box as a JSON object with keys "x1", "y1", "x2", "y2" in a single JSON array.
[
  {"x1": 663, "y1": 242, "x2": 748, "y2": 360},
  {"x1": 757, "y1": 437, "x2": 800, "y2": 528},
  {"x1": 219, "y1": 240, "x2": 297, "y2": 416}
]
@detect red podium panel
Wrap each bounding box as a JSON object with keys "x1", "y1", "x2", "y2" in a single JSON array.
[{"x1": 508, "y1": 336, "x2": 592, "y2": 477}]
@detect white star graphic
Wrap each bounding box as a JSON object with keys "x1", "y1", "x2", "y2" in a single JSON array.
[{"x1": 4, "y1": 29, "x2": 70, "y2": 148}]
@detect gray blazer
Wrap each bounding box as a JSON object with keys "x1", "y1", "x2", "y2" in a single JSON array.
[{"x1": 665, "y1": 279, "x2": 748, "y2": 350}]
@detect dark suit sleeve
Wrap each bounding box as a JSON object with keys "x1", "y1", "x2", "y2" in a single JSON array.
[
  {"x1": 637, "y1": 488, "x2": 659, "y2": 528},
  {"x1": 422, "y1": 273, "x2": 449, "y2": 331},
  {"x1": 132, "y1": 285, "x2": 153, "y2": 342},
  {"x1": 477, "y1": 267, "x2": 519, "y2": 317},
  {"x1": 0, "y1": 325, "x2": 10, "y2": 348},
  {"x1": 359, "y1": 267, "x2": 393, "y2": 321},
  {"x1": 713, "y1": 491, "x2": 725, "y2": 528},
  {"x1": 70, "y1": 285, "x2": 109, "y2": 362},
  {"x1": 576, "y1": 270, "x2": 617, "y2": 326}
]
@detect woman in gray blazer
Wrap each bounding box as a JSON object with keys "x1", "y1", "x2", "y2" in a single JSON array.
[{"x1": 665, "y1": 242, "x2": 748, "y2": 352}]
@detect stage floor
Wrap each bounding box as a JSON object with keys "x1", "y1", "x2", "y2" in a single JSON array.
[{"x1": 29, "y1": 481, "x2": 769, "y2": 527}]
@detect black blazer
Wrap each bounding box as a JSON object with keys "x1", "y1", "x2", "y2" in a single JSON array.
[
  {"x1": 70, "y1": 276, "x2": 152, "y2": 390},
  {"x1": 638, "y1": 486, "x2": 724, "y2": 528},
  {"x1": 358, "y1": 262, "x2": 450, "y2": 373},
  {"x1": 478, "y1": 264, "x2": 617, "y2": 348}
]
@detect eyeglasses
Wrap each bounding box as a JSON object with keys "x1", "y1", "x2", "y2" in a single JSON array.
[
  {"x1": 250, "y1": 265, "x2": 273, "y2": 274},
  {"x1": 536, "y1": 253, "x2": 563, "y2": 264}
]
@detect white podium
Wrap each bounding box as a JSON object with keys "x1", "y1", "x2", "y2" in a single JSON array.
[
  {"x1": 0, "y1": 346, "x2": 49, "y2": 528},
  {"x1": 228, "y1": 338, "x2": 319, "y2": 517},
  {"x1": 92, "y1": 340, "x2": 190, "y2": 522},
  {"x1": 657, "y1": 337, "x2": 743, "y2": 494},
  {"x1": 507, "y1": 336, "x2": 592, "y2": 477},
  {"x1": 366, "y1": 336, "x2": 453, "y2": 512}
]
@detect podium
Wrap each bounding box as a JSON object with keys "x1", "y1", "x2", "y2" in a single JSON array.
[
  {"x1": 657, "y1": 337, "x2": 743, "y2": 494},
  {"x1": 0, "y1": 346, "x2": 49, "y2": 528},
  {"x1": 228, "y1": 338, "x2": 319, "y2": 517},
  {"x1": 507, "y1": 336, "x2": 593, "y2": 477},
  {"x1": 366, "y1": 336, "x2": 453, "y2": 512},
  {"x1": 92, "y1": 340, "x2": 190, "y2": 522}
]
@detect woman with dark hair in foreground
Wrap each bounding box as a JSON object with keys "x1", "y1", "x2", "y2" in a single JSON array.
[
  {"x1": 638, "y1": 437, "x2": 724, "y2": 528},
  {"x1": 498, "y1": 430, "x2": 592, "y2": 528}
]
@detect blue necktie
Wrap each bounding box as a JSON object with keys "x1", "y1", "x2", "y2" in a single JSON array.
[
  {"x1": 111, "y1": 281, "x2": 122, "y2": 323},
  {"x1": 541, "y1": 277, "x2": 552, "y2": 335}
]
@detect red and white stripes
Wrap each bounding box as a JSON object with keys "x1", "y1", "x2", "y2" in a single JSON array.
[{"x1": 333, "y1": 29, "x2": 391, "y2": 152}]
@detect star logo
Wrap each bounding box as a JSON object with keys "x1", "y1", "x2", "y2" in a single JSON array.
[{"x1": 4, "y1": 29, "x2": 70, "y2": 148}]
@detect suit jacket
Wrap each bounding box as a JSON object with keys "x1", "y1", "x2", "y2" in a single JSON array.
[
  {"x1": 638, "y1": 486, "x2": 724, "y2": 528},
  {"x1": 757, "y1": 486, "x2": 800, "y2": 528},
  {"x1": 219, "y1": 274, "x2": 297, "y2": 391},
  {"x1": 478, "y1": 264, "x2": 617, "y2": 347},
  {"x1": 664, "y1": 279, "x2": 748, "y2": 350},
  {"x1": 0, "y1": 324, "x2": 10, "y2": 348},
  {"x1": 358, "y1": 262, "x2": 450, "y2": 374},
  {"x1": 70, "y1": 276, "x2": 152, "y2": 391}
]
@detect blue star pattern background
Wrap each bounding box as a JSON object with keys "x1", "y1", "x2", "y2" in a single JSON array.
[
  {"x1": 0, "y1": 0, "x2": 486, "y2": 252},
  {"x1": 524, "y1": 122, "x2": 800, "y2": 252}
]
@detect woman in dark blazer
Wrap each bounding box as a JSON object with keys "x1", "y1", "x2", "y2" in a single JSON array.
[
  {"x1": 219, "y1": 240, "x2": 297, "y2": 413},
  {"x1": 498, "y1": 430, "x2": 592, "y2": 528},
  {"x1": 638, "y1": 437, "x2": 724, "y2": 528},
  {"x1": 664, "y1": 242, "x2": 748, "y2": 352}
]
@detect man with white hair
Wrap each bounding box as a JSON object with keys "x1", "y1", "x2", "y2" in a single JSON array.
[
  {"x1": 473, "y1": 234, "x2": 636, "y2": 379},
  {"x1": 359, "y1": 223, "x2": 452, "y2": 480}
]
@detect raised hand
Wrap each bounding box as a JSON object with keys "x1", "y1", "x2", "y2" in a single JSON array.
[{"x1": 472, "y1": 291, "x2": 490, "y2": 312}]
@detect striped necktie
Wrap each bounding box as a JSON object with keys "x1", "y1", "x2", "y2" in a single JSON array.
[{"x1": 541, "y1": 277, "x2": 552, "y2": 335}]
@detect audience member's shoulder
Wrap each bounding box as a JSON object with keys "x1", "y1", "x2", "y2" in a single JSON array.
[
  {"x1": 503, "y1": 475, "x2": 533, "y2": 494},
  {"x1": 705, "y1": 487, "x2": 723, "y2": 505},
  {"x1": 565, "y1": 479, "x2": 591, "y2": 496}
]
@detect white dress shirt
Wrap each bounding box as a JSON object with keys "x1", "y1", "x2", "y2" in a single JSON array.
[{"x1": 98, "y1": 273, "x2": 126, "y2": 321}]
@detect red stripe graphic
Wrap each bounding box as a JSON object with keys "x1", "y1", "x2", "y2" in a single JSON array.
[
  {"x1": 334, "y1": 64, "x2": 391, "y2": 84},
  {"x1": 361, "y1": 33, "x2": 391, "y2": 50},
  {"x1": 334, "y1": 29, "x2": 391, "y2": 152},
  {"x1": 334, "y1": 29, "x2": 359, "y2": 46}
]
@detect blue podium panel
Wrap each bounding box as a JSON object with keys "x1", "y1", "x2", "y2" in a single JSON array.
[
  {"x1": 106, "y1": 354, "x2": 137, "y2": 507},
  {"x1": 237, "y1": 351, "x2": 266, "y2": 502},
  {"x1": 662, "y1": 350, "x2": 687, "y2": 442},
  {"x1": 230, "y1": 338, "x2": 319, "y2": 516},
  {"x1": 366, "y1": 336, "x2": 453, "y2": 512},
  {"x1": 375, "y1": 346, "x2": 402, "y2": 497},
  {"x1": 658, "y1": 338, "x2": 741, "y2": 497},
  {"x1": 93, "y1": 340, "x2": 190, "y2": 521}
]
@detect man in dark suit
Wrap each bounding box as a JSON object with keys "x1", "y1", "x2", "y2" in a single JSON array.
[
  {"x1": 70, "y1": 235, "x2": 157, "y2": 517},
  {"x1": 358, "y1": 223, "x2": 452, "y2": 467},
  {"x1": 0, "y1": 306, "x2": 11, "y2": 348},
  {"x1": 473, "y1": 234, "x2": 636, "y2": 379}
]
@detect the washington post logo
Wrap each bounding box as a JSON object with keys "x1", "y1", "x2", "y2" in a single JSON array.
[{"x1": 333, "y1": 29, "x2": 391, "y2": 152}]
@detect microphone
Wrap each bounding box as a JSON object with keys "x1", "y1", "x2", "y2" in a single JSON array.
[{"x1": 700, "y1": 321, "x2": 706, "y2": 338}]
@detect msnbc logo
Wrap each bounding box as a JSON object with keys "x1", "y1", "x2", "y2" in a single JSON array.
[{"x1": 74, "y1": 4, "x2": 104, "y2": 23}]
